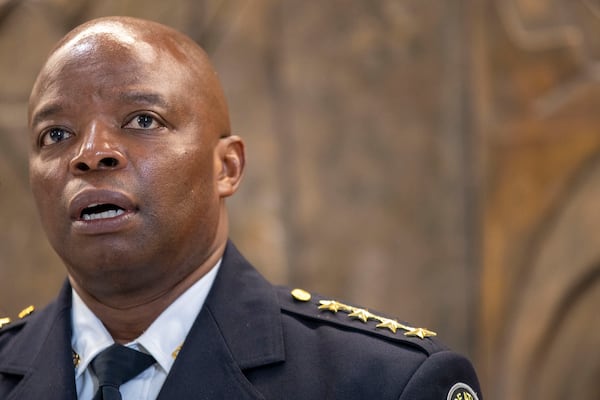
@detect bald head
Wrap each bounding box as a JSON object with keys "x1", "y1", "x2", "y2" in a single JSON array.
[{"x1": 30, "y1": 16, "x2": 230, "y2": 139}]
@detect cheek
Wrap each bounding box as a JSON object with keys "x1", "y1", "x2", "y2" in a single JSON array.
[
  {"x1": 136, "y1": 147, "x2": 219, "y2": 245},
  {"x1": 29, "y1": 157, "x2": 65, "y2": 212},
  {"x1": 138, "y1": 146, "x2": 216, "y2": 208},
  {"x1": 29, "y1": 157, "x2": 70, "y2": 247},
  {"x1": 178, "y1": 153, "x2": 216, "y2": 206}
]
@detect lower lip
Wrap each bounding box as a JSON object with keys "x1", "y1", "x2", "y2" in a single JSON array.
[{"x1": 71, "y1": 211, "x2": 138, "y2": 235}]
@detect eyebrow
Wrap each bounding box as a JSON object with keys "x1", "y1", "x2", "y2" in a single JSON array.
[
  {"x1": 31, "y1": 104, "x2": 63, "y2": 128},
  {"x1": 119, "y1": 92, "x2": 169, "y2": 108}
]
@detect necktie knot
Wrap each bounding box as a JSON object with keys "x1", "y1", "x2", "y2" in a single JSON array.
[{"x1": 91, "y1": 343, "x2": 156, "y2": 400}]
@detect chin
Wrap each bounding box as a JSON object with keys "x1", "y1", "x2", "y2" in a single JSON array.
[
  {"x1": 64, "y1": 252, "x2": 148, "y2": 280},
  {"x1": 69, "y1": 263, "x2": 157, "y2": 298}
]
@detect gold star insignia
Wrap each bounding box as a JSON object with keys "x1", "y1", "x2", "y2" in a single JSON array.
[
  {"x1": 0, "y1": 317, "x2": 10, "y2": 328},
  {"x1": 318, "y1": 300, "x2": 350, "y2": 313},
  {"x1": 375, "y1": 318, "x2": 408, "y2": 333},
  {"x1": 315, "y1": 299, "x2": 437, "y2": 340},
  {"x1": 404, "y1": 327, "x2": 437, "y2": 339},
  {"x1": 348, "y1": 308, "x2": 374, "y2": 323},
  {"x1": 18, "y1": 305, "x2": 35, "y2": 319}
]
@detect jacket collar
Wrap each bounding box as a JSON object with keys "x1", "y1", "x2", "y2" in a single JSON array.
[
  {"x1": 157, "y1": 242, "x2": 285, "y2": 399},
  {"x1": 205, "y1": 241, "x2": 285, "y2": 369},
  {"x1": 0, "y1": 281, "x2": 77, "y2": 400}
]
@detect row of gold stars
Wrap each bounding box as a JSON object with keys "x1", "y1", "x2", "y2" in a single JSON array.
[{"x1": 317, "y1": 300, "x2": 436, "y2": 339}]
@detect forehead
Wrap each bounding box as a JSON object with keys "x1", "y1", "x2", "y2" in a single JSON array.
[
  {"x1": 30, "y1": 30, "x2": 194, "y2": 118},
  {"x1": 45, "y1": 29, "x2": 188, "y2": 88}
]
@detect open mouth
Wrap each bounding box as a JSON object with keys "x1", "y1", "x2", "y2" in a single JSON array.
[
  {"x1": 69, "y1": 190, "x2": 138, "y2": 232},
  {"x1": 81, "y1": 203, "x2": 126, "y2": 221}
]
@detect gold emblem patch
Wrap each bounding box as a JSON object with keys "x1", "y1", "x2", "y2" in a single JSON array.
[{"x1": 447, "y1": 382, "x2": 479, "y2": 400}]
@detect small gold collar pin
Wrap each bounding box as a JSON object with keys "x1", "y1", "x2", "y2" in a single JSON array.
[
  {"x1": 0, "y1": 317, "x2": 11, "y2": 328},
  {"x1": 172, "y1": 344, "x2": 182, "y2": 359},
  {"x1": 72, "y1": 351, "x2": 80, "y2": 368}
]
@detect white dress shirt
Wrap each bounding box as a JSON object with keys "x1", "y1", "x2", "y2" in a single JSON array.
[{"x1": 71, "y1": 260, "x2": 221, "y2": 400}]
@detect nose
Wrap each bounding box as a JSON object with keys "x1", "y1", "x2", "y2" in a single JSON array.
[{"x1": 69, "y1": 123, "x2": 128, "y2": 174}]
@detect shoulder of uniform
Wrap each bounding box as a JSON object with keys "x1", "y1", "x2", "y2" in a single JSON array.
[
  {"x1": 275, "y1": 287, "x2": 448, "y2": 356},
  {"x1": 0, "y1": 305, "x2": 36, "y2": 336}
]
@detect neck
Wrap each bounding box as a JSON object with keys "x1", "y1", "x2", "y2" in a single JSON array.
[{"x1": 70, "y1": 241, "x2": 226, "y2": 344}]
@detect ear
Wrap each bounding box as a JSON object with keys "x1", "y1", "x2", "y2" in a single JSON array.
[{"x1": 216, "y1": 135, "x2": 245, "y2": 198}]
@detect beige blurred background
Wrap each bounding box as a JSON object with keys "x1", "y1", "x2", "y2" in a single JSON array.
[{"x1": 1, "y1": 0, "x2": 599, "y2": 399}]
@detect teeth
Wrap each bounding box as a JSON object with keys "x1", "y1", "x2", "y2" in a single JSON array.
[{"x1": 82, "y1": 209, "x2": 125, "y2": 221}]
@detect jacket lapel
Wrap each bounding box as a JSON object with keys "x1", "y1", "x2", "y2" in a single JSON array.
[
  {"x1": 0, "y1": 282, "x2": 76, "y2": 400},
  {"x1": 157, "y1": 242, "x2": 285, "y2": 399}
]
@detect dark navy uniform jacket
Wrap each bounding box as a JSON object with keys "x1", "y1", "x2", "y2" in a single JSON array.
[{"x1": 0, "y1": 243, "x2": 482, "y2": 399}]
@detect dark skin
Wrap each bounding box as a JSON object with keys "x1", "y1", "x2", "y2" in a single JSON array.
[{"x1": 28, "y1": 17, "x2": 245, "y2": 343}]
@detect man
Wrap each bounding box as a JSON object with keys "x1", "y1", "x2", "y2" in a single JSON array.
[{"x1": 0, "y1": 16, "x2": 482, "y2": 399}]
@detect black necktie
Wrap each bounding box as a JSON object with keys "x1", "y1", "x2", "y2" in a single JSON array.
[{"x1": 90, "y1": 343, "x2": 156, "y2": 400}]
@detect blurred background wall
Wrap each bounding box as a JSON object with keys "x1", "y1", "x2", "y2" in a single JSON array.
[{"x1": 0, "y1": 0, "x2": 598, "y2": 399}]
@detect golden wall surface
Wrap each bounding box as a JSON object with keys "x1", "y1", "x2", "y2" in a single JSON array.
[{"x1": 0, "y1": 1, "x2": 598, "y2": 399}]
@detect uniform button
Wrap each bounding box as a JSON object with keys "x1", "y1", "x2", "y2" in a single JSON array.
[{"x1": 291, "y1": 288, "x2": 312, "y2": 302}]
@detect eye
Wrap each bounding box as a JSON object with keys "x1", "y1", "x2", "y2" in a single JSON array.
[
  {"x1": 40, "y1": 127, "x2": 73, "y2": 147},
  {"x1": 123, "y1": 114, "x2": 164, "y2": 130}
]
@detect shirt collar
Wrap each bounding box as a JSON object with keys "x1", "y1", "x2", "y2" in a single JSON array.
[{"x1": 71, "y1": 259, "x2": 221, "y2": 377}]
